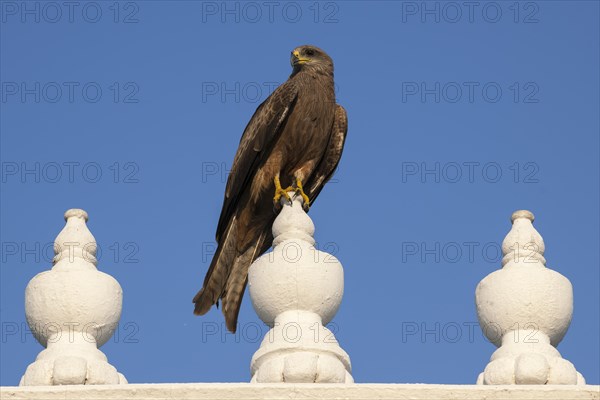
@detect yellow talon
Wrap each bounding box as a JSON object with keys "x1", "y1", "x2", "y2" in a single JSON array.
[
  {"x1": 273, "y1": 176, "x2": 293, "y2": 205},
  {"x1": 295, "y1": 179, "x2": 310, "y2": 210}
]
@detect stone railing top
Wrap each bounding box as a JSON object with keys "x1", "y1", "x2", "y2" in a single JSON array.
[{"x1": 1, "y1": 383, "x2": 599, "y2": 400}]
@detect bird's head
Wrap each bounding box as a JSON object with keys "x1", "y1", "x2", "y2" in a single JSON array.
[{"x1": 290, "y1": 45, "x2": 333, "y2": 75}]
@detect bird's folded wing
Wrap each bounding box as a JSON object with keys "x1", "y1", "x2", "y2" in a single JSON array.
[
  {"x1": 307, "y1": 104, "x2": 348, "y2": 201},
  {"x1": 215, "y1": 82, "x2": 299, "y2": 242}
]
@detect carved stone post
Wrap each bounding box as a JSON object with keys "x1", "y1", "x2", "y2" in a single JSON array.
[
  {"x1": 249, "y1": 195, "x2": 353, "y2": 383},
  {"x1": 476, "y1": 210, "x2": 585, "y2": 385},
  {"x1": 21, "y1": 209, "x2": 127, "y2": 386}
]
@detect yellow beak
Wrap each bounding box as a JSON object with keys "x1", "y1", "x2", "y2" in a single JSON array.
[{"x1": 291, "y1": 50, "x2": 310, "y2": 66}]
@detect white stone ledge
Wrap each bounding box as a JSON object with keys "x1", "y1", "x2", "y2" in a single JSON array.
[{"x1": 1, "y1": 383, "x2": 599, "y2": 400}]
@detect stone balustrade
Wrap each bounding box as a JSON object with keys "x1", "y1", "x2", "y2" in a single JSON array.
[
  {"x1": 2, "y1": 206, "x2": 597, "y2": 397},
  {"x1": 249, "y1": 194, "x2": 352, "y2": 383},
  {"x1": 20, "y1": 209, "x2": 126, "y2": 386},
  {"x1": 476, "y1": 210, "x2": 585, "y2": 385}
]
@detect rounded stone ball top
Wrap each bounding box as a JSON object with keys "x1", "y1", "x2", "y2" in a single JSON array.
[
  {"x1": 64, "y1": 208, "x2": 89, "y2": 222},
  {"x1": 511, "y1": 209, "x2": 534, "y2": 222}
]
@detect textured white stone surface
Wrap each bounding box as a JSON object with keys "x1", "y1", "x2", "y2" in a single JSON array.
[
  {"x1": 476, "y1": 210, "x2": 584, "y2": 385},
  {"x1": 21, "y1": 209, "x2": 126, "y2": 386},
  {"x1": 248, "y1": 195, "x2": 352, "y2": 383},
  {"x1": 1, "y1": 383, "x2": 599, "y2": 400}
]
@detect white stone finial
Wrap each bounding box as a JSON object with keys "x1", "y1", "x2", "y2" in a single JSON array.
[
  {"x1": 475, "y1": 210, "x2": 585, "y2": 385},
  {"x1": 53, "y1": 208, "x2": 97, "y2": 269},
  {"x1": 248, "y1": 195, "x2": 353, "y2": 383},
  {"x1": 501, "y1": 210, "x2": 546, "y2": 267},
  {"x1": 21, "y1": 209, "x2": 127, "y2": 386}
]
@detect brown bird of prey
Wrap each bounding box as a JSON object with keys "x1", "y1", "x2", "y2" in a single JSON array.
[{"x1": 193, "y1": 45, "x2": 347, "y2": 332}]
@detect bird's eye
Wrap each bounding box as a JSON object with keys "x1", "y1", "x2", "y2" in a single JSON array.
[{"x1": 305, "y1": 49, "x2": 315, "y2": 56}]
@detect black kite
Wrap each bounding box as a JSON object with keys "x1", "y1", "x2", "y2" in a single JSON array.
[{"x1": 193, "y1": 45, "x2": 347, "y2": 332}]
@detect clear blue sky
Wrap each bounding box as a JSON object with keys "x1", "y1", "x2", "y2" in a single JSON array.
[{"x1": 1, "y1": 0, "x2": 598, "y2": 386}]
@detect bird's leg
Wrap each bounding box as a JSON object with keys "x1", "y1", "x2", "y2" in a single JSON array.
[
  {"x1": 294, "y1": 178, "x2": 311, "y2": 211},
  {"x1": 273, "y1": 175, "x2": 294, "y2": 206}
]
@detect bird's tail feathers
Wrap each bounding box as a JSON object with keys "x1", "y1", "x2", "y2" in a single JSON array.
[
  {"x1": 193, "y1": 216, "x2": 238, "y2": 316},
  {"x1": 221, "y1": 231, "x2": 267, "y2": 332}
]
